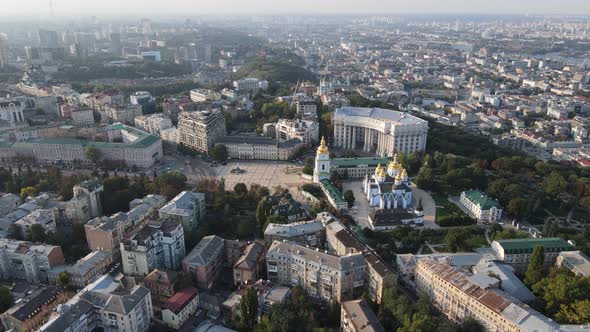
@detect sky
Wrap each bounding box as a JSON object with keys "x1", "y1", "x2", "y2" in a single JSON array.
[{"x1": 2, "y1": 0, "x2": 590, "y2": 16}]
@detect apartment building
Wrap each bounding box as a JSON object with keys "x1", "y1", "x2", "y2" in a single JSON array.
[
  {"x1": 189, "y1": 89, "x2": 221, "y2": 103},
  {"x1": 0, "y1": 193, "x2": 22, "y2": 216},
  {"x1": 263, "y1": 219, "x2": 325, "y2": 246},
  {"x1": 48, "y1": 250, "x2": 113, "y2": 289},
  {"x1": 1, "y1": 286, "x2": 68, "y2": 332},
  {"x1": 459, "y1": 190, "x2": 503, "y2": 222},
  {"x1": 491, "y1": 238, "x2": 575, "y2": 273},
  {"x1": 266, "y1": 241, "x2": 367, "y2": 303},
  {"x1": 134, "y1": 113, "x2": 173, "y2": 135},
  {"x1": 177, "y1": 110, "x2": 226, "y2": 153},
  {"x1": 340, "y1": 299, "x2": 384, "y2": 332},
  {"x1": 296, "y1": 100, "x2": 318, "y2": 119},
  {"x1": 104, "y1": 104, "x2": 142, "y2": 124},
  {"x1": 143, "y1": 269, "x2": 178, "y2": 305},
  {"x1": 234, "y1": 78, "x2": 268, "y2": 92},
  {"x1": 162, "y1": 287, "x2": 199, "y2": 330},
  {"x1": 182, "y1": 235, "x2": 225, "y2": 289},
  {"x1": 14, "y1": 209, "x2": 57, "y2": 239},
  {"x1": 158, "y1": 191, "x2": 206, "y2": 232},
  {"x1": 39, "y1": 274, "x2": 153, "y2": 332},
  {"x1": 324, "y1": 215, "x2": 396, "y2": 304},
  {"x1": 85, "y1": 194, "x2": 166, "y2": 254},
  {"x1": 70, "y1": 109, "x2": 94, "y2": 126},
  {"x1": 232, "y1": 241, "x2": 265, "y2": 286},
  {"x1": 415, "y1": 259, "x2": 588, "y2": 332},
  {"x1": 121, "y1": 220, "x2": 186, "y2": 277},
  {"x1": 64, "y1": 179, "x2": 103, "y2": 223},
  {"x1": 0, "y1": 239, "x2": 65, "y2": 283},
  {"x1": 275, "y1": 118, "x2": 319, "y2": 144}
]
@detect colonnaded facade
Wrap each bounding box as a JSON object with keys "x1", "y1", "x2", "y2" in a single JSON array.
[{"x1": 332, "y1": 107, "x2": 429, "y2": 157}]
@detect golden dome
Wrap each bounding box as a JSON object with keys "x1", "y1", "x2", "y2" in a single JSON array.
[
  {"x1": 388, "y1": 154, "x2": 402, "y2": 170},
  {"x1": 317, "y1": 136, "x2": 329, "y2": 154},
  {"x1": 395, "y1": 169, "x2": 403, "y2": 181},
  {"x1": 375, "y1": 163, "x2": 386, "y2": 177},
  {"x1": 401, "y1": 168, "x2": 408, "y2": 178}
]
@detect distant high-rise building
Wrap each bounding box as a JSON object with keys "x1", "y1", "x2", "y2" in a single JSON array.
[
  {"x1": 38, "y1": 29, "x2": 59, "y2": 48},
  {"x1": 0, "y1": 34, "x2": 7, "y2": 68},
  {"x1": 109, "y1": 33, "x2": 122, "y2": 56}
]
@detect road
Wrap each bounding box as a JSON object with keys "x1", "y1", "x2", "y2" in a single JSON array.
[{"x1": 410, "y1": 184, "x2": 438, "y2": 229}]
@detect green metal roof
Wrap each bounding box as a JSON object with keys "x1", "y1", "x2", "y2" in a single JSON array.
[
  {"x1": 1, "y1": 124, "x2": 160, "y2": 150},
  {"x1": 319, "y1": 179, "x2": 346, "y2": 204},
  {"x1": 497, "y1": 238, "x2": 574, "y2": 254},
  {"x1": 463, "y1": 190, "x2": 501, "y2": 209},
  {"x1": 331, "y1": 157, "x2": 391, "y2": 168}
]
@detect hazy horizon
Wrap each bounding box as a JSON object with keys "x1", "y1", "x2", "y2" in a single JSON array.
[{"x1": 2, "y1": 0, "x2": 590, "y2": 17}]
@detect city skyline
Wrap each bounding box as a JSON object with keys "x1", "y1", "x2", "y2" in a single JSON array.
[{"x1": 2, "y1": 0, "x2": 590, "y2": 16}]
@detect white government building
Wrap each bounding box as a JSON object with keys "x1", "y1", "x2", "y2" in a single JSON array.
[{"x1": 332, "y1": 107, "x2": 428, "y2": 157}]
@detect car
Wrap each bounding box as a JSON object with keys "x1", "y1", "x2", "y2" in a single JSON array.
[{"x1": 221, "y1": 162, "x2": 227, "y2": 165}]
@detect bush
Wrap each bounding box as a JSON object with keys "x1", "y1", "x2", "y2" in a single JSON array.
[{"x1": 437, "y1": 215, "x2": 476, "y2": 227}]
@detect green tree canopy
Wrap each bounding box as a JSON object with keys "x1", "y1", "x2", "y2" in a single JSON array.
[
  {"x1": 57, "y1": 271, "x2": 70, "y2": 289},
  {"x1": 0, "y1": 287, "x2": 13, "y2": 314},
  {"x1": 210, "y1": 144, "x2": 228, "y2": 162},
  {"x1": 30, "y1": 224, "x2": 47, "y2": 243},
  {"x1": 343, "y1": 190, "x2": 355, "y2": 208},
  {"x1": 524, "y1": 245, "x2": 545, "y2": 287},
  {"x1": 240, "y1": 287, "x2": 259, "y2": 332},
  {"x1": 20, "y1": 186, "x2": 39, "y2": 198},
  {"x1": 84, "y1": 145, "x2": 103, "y2": 164}
]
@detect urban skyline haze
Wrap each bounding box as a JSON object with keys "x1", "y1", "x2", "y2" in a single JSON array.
[{"x1": 2, "y1": 0, "x2": 590, "y2": 16}]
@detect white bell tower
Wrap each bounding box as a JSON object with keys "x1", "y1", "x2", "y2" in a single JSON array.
[{"x1": 313, "y1": 136, "x2": 331, "y2": 183}]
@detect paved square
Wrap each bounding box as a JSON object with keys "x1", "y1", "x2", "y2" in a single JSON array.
[{"x1": 213, "y1": 161, "x2": 310, "y2": 191}]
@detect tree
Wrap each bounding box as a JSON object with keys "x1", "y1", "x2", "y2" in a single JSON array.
[
  {"x1": 20, "y1": 186, "x2": 38, "y2": 198},
  {"x1": 416, "y1": 163, "x2": 434, "y2": 189},
  {"x1": 446, "y1": 228, "x2": 468, "y2": 252},
  {"x1": 240, "y1": 287, "x2": 259, "y2": 332},
  {"x1": 0, "y1": 287, "x2": 12, "y2": 314},
  {"x1": 542, "y1": 172, "x2": 567, "y2": 197},
  {"x1": 524, "y1": 245, "x2": 544, "y2": 286},
  {"x1": 254, "y1": 315, "x2": 272, "y2": 332},
  {"x1": 84, "y1": 145, "x2": 103, "y2": 164},
  {"x1": 507, "y1": 198, "x2": 528, "y2": 219},
  {"x1": 30, "y1": 224, "x2": 47, "y2": 243},
  {"x1": 57, "y1": 271, "x2": 70, "y2": 289},
  {"x1": 343, "y1": 190, "x2": 355, "y2": 208},
  {"x1": 555, "y1": 299, "x2": 590, "y2": 324},
  {"x1": 532, "y1": 268, "x2": 590, "y2": 318},
  {"x1": 234, "y1": 183, "x2": 248, "y2": 196},
  {"x1": 459, "y1": 317, "x2": 485, "y2": 332},
  {"x1": 302, "y1": 165, "x2": 313, "y2": 175},
  {"x1": 210, "y1": 144, "x2": 228, "y2": 162},
  {"x1": 174, "y1": 272, "x2": 194, "y2": 291}
]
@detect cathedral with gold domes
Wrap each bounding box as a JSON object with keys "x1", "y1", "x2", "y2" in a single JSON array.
[{"x1": 363, "y1": 154, "x2": 413, "y2": 210}]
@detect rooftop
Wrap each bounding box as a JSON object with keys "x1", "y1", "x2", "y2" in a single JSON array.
[
  {"x1": 319, "y1": 179, "x2": 346, "y2": 204},
  {"x1": 183, "y1": 235, "x2": 224, "y2": 266},
  {"x1": 159, "y1": 191, "x2": 204, "y2": 217},
  {"x1": 264, "y1": 219, "x2": 324, "y2": 237},
  {"x1": 494, "y1": 238, "x2": 574, "y2": 253},
  {"x1": 342, "y1": 299, "x2": 385, "y2": 332},
  {"x1": 462, "y1": 190, "x2": 501, "y2": 210},
  {"x1": 267, "y1": 240, "x2": 366, "y2": 271},
  {"x1": 164, "y1": 287, "x2": 199, "y2": 314},
  {"x1": 334, "y1": 107, "x2": 428, "y2": 126},
  {"x1": 331, "y1": 157, "x2": 391, "y2": 168}
]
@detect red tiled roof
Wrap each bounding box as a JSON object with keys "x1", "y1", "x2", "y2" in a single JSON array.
[{"x1": 164, "y1": 287, "x2": 198, "y2": 314}]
